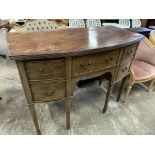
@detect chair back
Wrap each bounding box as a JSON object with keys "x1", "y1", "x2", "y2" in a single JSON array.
[
  {"x1": 149, "y1": 30, "x2": 155, "y2": 45},
  {"x1": 102, "y1": 19, "x2": 130, "y2": 28},
  {"x1": 11, "y1": 19, "x2": 67, "y2": 32},
  {"x1": 119, "y1": 19, "x2": 131, "y2": 28},
  {"x1": 86, "y1": 19, "x2": 101, "y2": 27},
  {"x1": 135, "y1": 38, "x2": 155, "y2": 66},
  {"x1": 131, "y1": 19, "x2": 141, "y2": 28},
  {"x1": 69, "y1": 19, "x2": 85, "y2": 28}
]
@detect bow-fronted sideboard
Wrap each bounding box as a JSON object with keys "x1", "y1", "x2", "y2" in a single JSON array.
[{"x1": 3, "y1": 26, "x2": 144, "y2": 134}]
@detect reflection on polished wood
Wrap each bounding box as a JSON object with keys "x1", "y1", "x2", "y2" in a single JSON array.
[{"x1": 6, "y1": 26, "x2": 144, "y2": 134}]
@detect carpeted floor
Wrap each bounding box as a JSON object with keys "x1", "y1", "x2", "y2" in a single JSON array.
[{"x1": 0, "y1": 57, "x2": 155, "y2": 135}]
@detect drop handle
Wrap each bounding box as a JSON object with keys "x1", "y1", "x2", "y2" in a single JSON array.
[
  {"x1": 50, "y1": 67, "x2": 54, "y2": 71},
  {"x1": 127, "y1": 50, "x2": 132, "y2": 54},
  {"x1": 43, "y1": 90, "x2": 55, "y2": 96},
  {"x1": 80, "y1": 61, "x2": 92, "y2": 68},
  {"x1": 110, "y1": 57, "x2": 115, "y2": 60},
  {"x1": 105, "y1": 57, "x2": 114, "y2": 63},
  {"x1": 105, "y1": 58, "x2": 109, "y2": 63},
  {"x1": 39, "y1": 68, "x2": 44, "y2": 72}
]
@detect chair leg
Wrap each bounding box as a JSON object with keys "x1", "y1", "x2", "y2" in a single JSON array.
[
  {"x1": 148, "y1": 79, "x2": 155, "y2": 92},
  {"x1": 123, "y1": 79, "x2": 133, "y2": 102}
]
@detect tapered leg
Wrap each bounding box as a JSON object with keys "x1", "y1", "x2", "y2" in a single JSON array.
[
  {"x1": 65, "y1": 98, "x2": 71, "y2": 129},
  {"x1": 148, "y1": 79, "x2": 155, "y2": 92},
  {"x1": 28, "y1": 104, "x2": 41, "y2": 135},
  {"x1": 117, "y1": 76, "x2": 128, "y2": 102},
  {"x1": 123, "y1": 80, "x2": 133, "y2": 102},
  {"x1": 65, "y1": 57, "x2": 72, "y2": 129},
  {"x1": 16, "y1": 61, "x2": 41, "y2": 134},
  {"x1": 103, "y1": 81, "x2": 114, "y2": 113}
]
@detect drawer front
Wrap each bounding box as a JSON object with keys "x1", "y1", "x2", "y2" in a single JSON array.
[
  {"x1": 122, "y1": 44, "x2": 138, "y2": 60},
  {"x1": 30, "y1": 81, "x2": 66, "y2": 102},
  {"x1": 25, "y1": 59, "x2": 65, "y2": 81},
  {"x1": 72, "y1": 50, "x2": 120, "y2": 76},
  {"x1": 116, "y1": 60, "x2": 131, "y2": 80}
]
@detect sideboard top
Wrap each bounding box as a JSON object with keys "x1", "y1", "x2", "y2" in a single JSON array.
[{"x1": 6, "y1": 26, "x2": 144, "y2": 60}]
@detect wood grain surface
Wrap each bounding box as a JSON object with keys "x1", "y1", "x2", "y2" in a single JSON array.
[{"x1": 6, "y1": 26, "x2": 144, "y2": 60}]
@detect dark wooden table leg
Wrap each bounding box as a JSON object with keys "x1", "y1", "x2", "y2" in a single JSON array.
[
  {"x1": 117, "y1": 76, "x2": 128, "y2": 102},
  {"x1": 28, "y1": 104, "x2": 41, "y2": 135},
  {"x1": 103, "y1": 81, "x2": 114, "y2": 113},
  {"x1": 16, "y1": 61, "x2": 41, "y2": 135},
  {"x1": 65, "y1": 98, "x2": 71, "y2": 129},
  {"x1": 65, "y1": 57, "x2": 72, "y2": 129}
]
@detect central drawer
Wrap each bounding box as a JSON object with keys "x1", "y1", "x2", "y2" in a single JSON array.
[
  {"x1": 72, "y1": 49, "x2": 120, "y2": 76},
  {"x1": 29, "y1": 81, "x2": 66, "y2": 102},
  {"x1": 25, "y1": 59, "x2": 65, "y2": 81}
]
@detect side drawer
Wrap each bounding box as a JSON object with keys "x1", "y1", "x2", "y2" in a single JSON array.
[
  {"x1": 29, "y1": 81, "x2": 66, "y2": 102},
  {"x1": 122, "y1": 44, "x2": 138, "y2": 60},
  {"x1": 116, "y1": 59, "x2": 132, "y2": 80},
  {"x1": 25, "y1": 59, "x2": 65, "y2": 81},
  {"x1": 72, "y1": 49, "x2": 120, "y2": 76}
]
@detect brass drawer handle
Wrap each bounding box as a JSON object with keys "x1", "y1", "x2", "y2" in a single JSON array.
[
  {"x1": 39, "y1": 67, "x2": 54, "y2": 72},
  {"x1": 43, "y1": 90, "x2": 55, "y2": 96},
  {"x1": 80, "y1": 61, "x2": 92, "y2": 68},
  {"x1": 50, "y1": 67, "x2": 54, "y2": 71},
  {"x1": 105, "y1": 57, "x2": 114, "y2": 63},
  {"x1": 39, "y1": 68, "x2": 44, "y2": 72},
  {"x1": 110, "y1": 57, "x2": 114, "y2": 60},
  {"x1": 127, "y1": 50, "x2": 133, "y2": 55}
]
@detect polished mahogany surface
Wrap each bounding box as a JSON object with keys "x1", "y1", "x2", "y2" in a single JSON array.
[
  {"x1": 4, "y1": 26, "x2": 145, "y2": 133},
  {"x1": 6, "y1": 26, "x2": 144, "y2": 60}
]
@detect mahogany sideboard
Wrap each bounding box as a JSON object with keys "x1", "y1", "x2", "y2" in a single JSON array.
[{"x1": 2, "y1": 26, "x2": 144, "y2": 134}]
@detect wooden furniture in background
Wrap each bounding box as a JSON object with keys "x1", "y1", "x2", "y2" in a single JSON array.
[
  {"x1": 123, "y1": 38, "x2": 155, "y2": 102},
  {"x1": 146, "y1": 19, "x2": 155, "y2": 27},
  {"x1": 127, "y1": 27, "x2": 152, "y2": 38},
  {"x1": 140, "y1": 19, "x2": 148, "y2": 27},
  {"x1": 3, "y1": 26, "x2": 144, "y2": 134},
  {"x1": 149, "y1": 26, "x2": 155, "y2": 30}
]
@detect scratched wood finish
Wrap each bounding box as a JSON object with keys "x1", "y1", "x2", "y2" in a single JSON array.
[
  {"x1": 72, "y1": 49, "x2": 119, "y2": 76},
  {"x1": 30, "y1": 81, "x2": 66, "y2": 102},
  {"x1": 6, "y1": 26, "x2": 144, "y2": 133},
  {"x1": 6, "y1": 26, "x2": 144, "y2": 60},
  {"x1": 25, "y1": 59, "x2": 65, "y2": 81}
]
